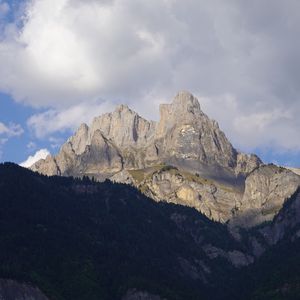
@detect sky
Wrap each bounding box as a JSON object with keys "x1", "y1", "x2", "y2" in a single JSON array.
[{"x1": 0, "y1": 0, "x2": 299, "y2": 167}]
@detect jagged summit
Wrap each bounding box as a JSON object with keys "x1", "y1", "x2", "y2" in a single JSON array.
[
  {"x1": 90, "y1": 102, "x2": 155, "y2": 149},
  {"x1": 30, "y1": 91, "x2": 300, "y2": 226},
  {"x1": 158, "y1": 91, "x2": 203, "y2": 128},
  {"x1": 156, "y1": 91, "x2": 237, "y2": 169},
  {"x1": 32, "y1": 91, "x2": 248, "y2": 176},
  {"x1": 115, "y1": 103, "x2": 130, "y2": 112},
  {"x1": 169, "y1": 90, "x2": 201, "y2": 110}
]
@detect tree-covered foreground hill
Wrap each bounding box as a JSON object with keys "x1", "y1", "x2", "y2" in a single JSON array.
[
  {"x1": 0, "y1": 163, "x2": 300, "y2": 300},
  {"x1": 0, "y1": 163, "x2": 242, "y2": 300}
]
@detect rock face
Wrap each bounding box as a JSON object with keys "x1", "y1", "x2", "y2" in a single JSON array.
[
  {"x1": 239, "y1": 187, "x2": 300, "y2": 259},
  {"x1": 128, "y1": 166, "x2": 243, "y2": 223},
  {"x1": 91, "y1": 104, "x2": 156, "y2": 149},
  {"x1": 32, "y1": 91, "x2": 247, "y2": 177},
  {"x1": 154, "y1": 91, "x2": 237, "y2": 169},
  {"x1": 235, "y1": 153, "x2": 261, "y2": 176},
  {"x1": 259, "y1": 188, "x2": 300, "y2": 246},
  {"x1": 31, "y1": 91, "x2": 299, "y2": 226},
  {"x1": 287, "y1": 167, "x2": 300, "y2": 176},
  {"x1": 230, "y1": 164, "x2": 300, "y2": 227},
  {"x1": 202, "y1": 244, "x2": 254, "y2": 268},
  {"x1": 0, "y1": 279, "x2": 49, "y2": 300}
]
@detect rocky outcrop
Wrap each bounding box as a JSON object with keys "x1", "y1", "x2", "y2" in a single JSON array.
[
  {"x1": 0, "y1": 279, "x2": 48, "y2": 300},
  {"x1": 31, "y1": 91, "x2": 300, "y2": 227},
  {"x1": 230, "y1": 164, "x2": 300, "y2": 227},
  {"x1": 259, "y1": 189, "x2": 300, "y2": 246},
  {"x1": 91, "y1": 104, "x2": 156, "y2": 149},
  {"x1": 129, "y1": 165, "x2": 243, "y2": 223},
  {"x1": 154, "y1": 91, "x2": 237, "y2": 169},
  {"x1": 235, "y1": 153, "x2": 262, "y2": 176},
  {"x1": 122, "y1": 289, "x2": 166, "y2": 300},
  {"x1": 202, "y1": 244, "x2": 254, "y2": 268},
  {"x1": 31, "y1": 155, "x2": 60, "y2": 176},
  {"x1": 237, "y1": 187, "x2": 300, "y2": 259},
  {"x1": 287, "y1": 167, "x2": 300, "y2": 176}
]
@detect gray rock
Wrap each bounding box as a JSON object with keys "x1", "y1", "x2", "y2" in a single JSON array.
[
  {"x1": 286, "y1": 167, "x2": 300, "y2": 176},
  {"x1": 0, "y1": 279, "x2": 48, "y2": 300},
  {"x1": 260, "y1": 188, "x2": 300, "y2": 245},
  {"x1": 31, "y1": 91, "x2": 242, "y2": 177},
  {"x1": 240, "y1": 187, "x2": 300, "y2": 258},
  {"x1": 155, "y1": 91, "x2": 237, "y2": 169},
  {"x1": 202, "y1": 244, "x2": 254, "y2": 268},
  {"x1": 70, "y1": 123, "x2": 90, "y2": 155},
  {"x1": 235, "y1": 153, "x2": 262, "y2": 176},
  {"x1": 31, "y1": 91, "x2": 299, "y2": 228},
  {"x1": 136, "y1": 166, "x2": 243, "y2": 223},
  {"x1": 31, "y1": 155, "x2": 60, "y2": 176},
  {"x1": 90, "y1": 104, "x2": 156, "y2": 150},
  {"x1": 110, "y1": 170, "x2": 134, "y2": 185},
  {"x1": 231, "y1": 164, "x2": 300, "y2": 227}
]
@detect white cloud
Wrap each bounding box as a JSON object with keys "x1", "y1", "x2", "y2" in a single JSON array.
[
  {"x1": 0, "y1": 0, "x2": 173, "y2": 107},
  {"x1": 0, "y1": 0, "x2": 299, "y2": 152},
  {"x1": 0, "y1": 122, "x2": 24, "y2": 137},
  {"x1": 20, "y1": 148, "x2": 50, "y2": 168},
  {"x1": 26, "y1": 141, "x2": 37, "y2": 150},
  {"x1": 200, "y1": 94, "x2": 300, "y2": 152},
  {"x1": 0, "y1": 121, "x2": 24, "y2": 161},
  {"x1": 27, "y1": 100, "x2": 115, "y2": 137},
  {"x1": 0, "y1": 1, "x2": 9, "y2": 17},
  {"x1": 49, "y1": 136, "x2": 63, "y2": 149}
]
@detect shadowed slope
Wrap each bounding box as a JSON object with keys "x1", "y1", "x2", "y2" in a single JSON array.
[{"x1": 0, "y1": 163, "x2": 244, "y2": 300}]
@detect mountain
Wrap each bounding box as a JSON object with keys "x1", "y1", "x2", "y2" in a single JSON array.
[
  {"x1": 31, "y1": 91, "x2": 300, "y2": 227},
  {"x1": 237, "y1": 187, "x2": 300, "y2": 299},
  {"x1": 1, "y1": 163, "x2": 300, "y2": 299},
  {"x1": 32, "y1": 91, "x2": 258, "y2": 177}
]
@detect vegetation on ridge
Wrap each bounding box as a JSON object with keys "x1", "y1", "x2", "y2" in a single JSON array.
[
  {"x1": 0, "y1": 163, "x2": 300, "y2": 299},
  {"x1": 0, "y1": 163, "x2": 241, "y2": 300}
]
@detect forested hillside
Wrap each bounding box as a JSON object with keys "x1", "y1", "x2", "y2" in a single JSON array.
[{"x1": 0, "y1": 163, "x2": 299, "y2": 300}]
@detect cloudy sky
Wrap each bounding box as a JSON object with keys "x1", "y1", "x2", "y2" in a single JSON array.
[{"x1": 0, "y1": 0, "x2": 299, "y2": 167}]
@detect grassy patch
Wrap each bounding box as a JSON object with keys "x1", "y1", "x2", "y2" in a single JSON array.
[
  {"x1": 128, "y1": 169, "x2": 146, "y2": 184},
  {"x1": 128, "y1": 164, "x2": 165, "y2": 185},
  {"x1": 130, "y1": 164, "x2": 239, "y2": 195}
]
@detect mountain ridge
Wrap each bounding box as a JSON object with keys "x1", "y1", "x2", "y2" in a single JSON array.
[
  {"x1": 31, "y1": 91, "x2": 300, "y2": 227},
  {"x1": 32, "y1": 91, "x2": 259, "y2": 177}
]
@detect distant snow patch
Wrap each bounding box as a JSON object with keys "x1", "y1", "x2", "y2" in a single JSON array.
[{"x1": 20, "y1": 149, "x2": 50, "y2": 168}]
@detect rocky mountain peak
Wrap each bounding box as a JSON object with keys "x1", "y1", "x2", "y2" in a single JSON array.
[
  {"x1": 112, "y1": 104, "x2": 137, "y2": 118},
  {"x1": 115, "y1": 104, "x2": 132, "y2": 112},
  {"x1": 155, "y1": 92, "x2": 237, "y2": 170},
  {"x1": 33, "y1": 91, "x2": 296, "y2": 227},
  {"x1": 157, "y1": 91, "x2": 203, "y2": 134},
  {"x1": 78, "y1": 122, "x2": 89, "y2": 131},
  {"x1": 31, "y1": 91, "x2": 251, "y2": 176},
  {"x1": 171, "y1": 90, "x2": 201, "y2": 113},
  {"x1": 89, "y1": 104, "x2": 156, "y2": 149},
  {"x1": 69, "y1": 122, "x2": 90, "y2": 155}
]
